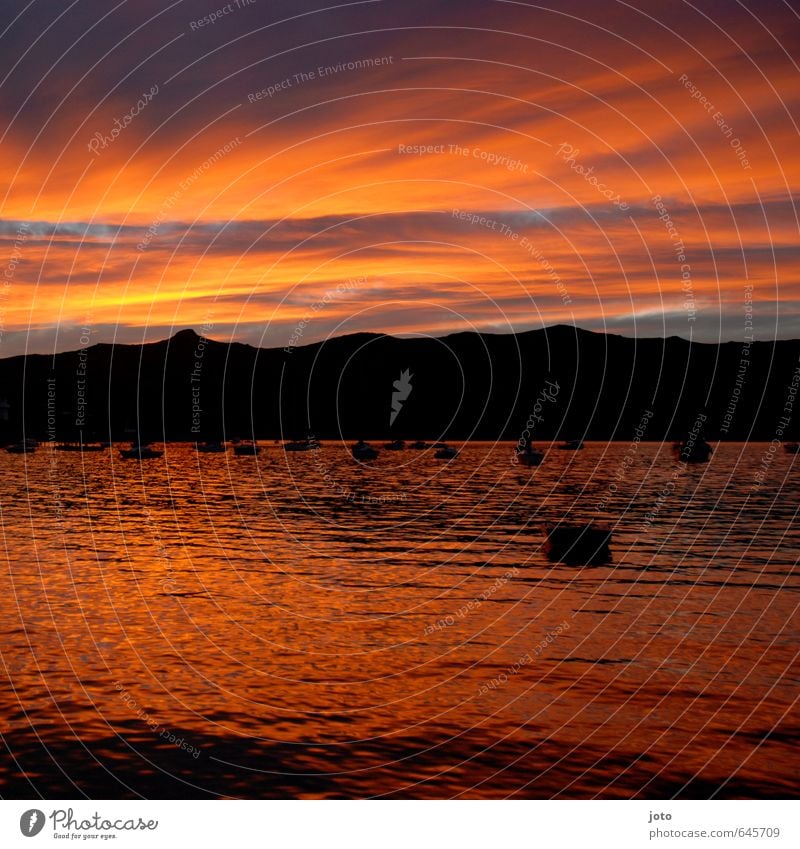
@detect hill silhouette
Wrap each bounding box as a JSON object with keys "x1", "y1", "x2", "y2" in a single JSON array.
[{"x1": 0, "y1": 325, "x2": 796, "y2": 442}]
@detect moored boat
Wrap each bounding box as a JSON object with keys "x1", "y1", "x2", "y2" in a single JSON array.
[
  {"x1": 558, "y1": 439, "x2": 584, "y2": 450},
  {"x1": 196, "y1": 441, "x2": 226, "y2": 453},
  {"x1": 409, "y1": 440, "x2": 430, "y2": 450},
  {"x1": 284, "y1": 437, "x2": 320, "y2": 452},
  {"x1": 6, "y1": 438, "x2": 38, "y2": 454},
  {"x1": 233, "y1": 441, "x2": 259, "y2": 456},
  {"x1": 55, "y1": 442, "x2": 106, "y2": 452},
  {"x1": 675, "y1": 438, "x2": 713, "y2": 464},
  {"x1": 516, "y1": 445, "x2": 544, "y2": 466},
  {"x1": 119, "y1": 443, "x2": 163, "y2": 459},
  {"x1": 383, "y1": 439, "x2": 405, "y2": 451},
  {"x1": 434, "y1": 444, "x2": 459, "y2": 460},
  {"x1": 352, "y1": 440, "x2": 379, "y2": 460},
  {"x1": 783, "y1": 442, "x2": 800, "y2": 454}
]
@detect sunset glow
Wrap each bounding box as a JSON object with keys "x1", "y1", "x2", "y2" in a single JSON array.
[{"x1": 1, "y1": 0, "x2": 798, "y2": 354}]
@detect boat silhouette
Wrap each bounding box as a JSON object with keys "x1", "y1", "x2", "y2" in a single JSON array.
[
  {"x1": 434, "y1": 444, "x2": 459, "y2": 460},
  {"x1": 516, "y1": 443, "x2": 544, "y2": 466},
  {"x1": 196, "y1": 441, "x2": 226, "y2": 453},
  {"x1": 233, "y1": 441, "x2": 259, "y2": 456},
  {"x1": 352, "y1": 440, "x2": 379, "y2": 460},
  {"x1": 6, "y1": 438, "x2": 38, "y2": 454},
  {"x1": 119, "y1": 443, "x2": 163, "y2": 459},
  {"x1": 674, "y1": 438, "x2": 713, "y2": 463},
  {"x1": 284, "y1": 437, "x2": 320, "y2": 452}
]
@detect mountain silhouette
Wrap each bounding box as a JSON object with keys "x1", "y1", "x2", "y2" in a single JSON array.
[{"x1": 0, "y1": 325, "x2": 795, "y2": 442}]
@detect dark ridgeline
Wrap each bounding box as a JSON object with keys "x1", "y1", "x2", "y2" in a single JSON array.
[{"x1": 0, "y1": 324, "x2": 796, "y2": 443}]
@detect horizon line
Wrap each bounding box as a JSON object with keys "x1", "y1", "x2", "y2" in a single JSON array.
[{"x1": 2, "y1": 321, "x2": 789, "y2": 361}]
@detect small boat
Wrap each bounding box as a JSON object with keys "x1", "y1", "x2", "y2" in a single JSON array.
[
  {"x1": 558, "y1": 439, "x2": 584, "y2": 451},
  {"x1": 119, "y1": 443, "x2": 163, "y2": 459},
  {"x1": 284, "y1": 438, "x2": 320, "y2": 452},
  {"x1": 675, "y1": 438, "x2": 713, "y2": 464},
  {"x1": 516, "y1": 446, "x2": 544, "y2": 466},
  {"x1": 543, "y1": 522, "x2": 612, "y2": 565},
  {"x1": 6, "y1": 438, "x2": 38, "y2": 454},
  {"x1": 783, "y1": 442, "x2": 800, "y2": 454},
  {"x1": 233, "y1": 441, "x2": 259, "y2": 456},
  {"x1": 434, "y1": 444, "x2": 459, "y2": 460},
  {"x1": 383, "y1": 439, "x2": 405, "y2": 451},
  {"x1": 196, "y1": 441, "x2": 226, "y2": 453},
  {"x1": 352, "y1": 440, "x2": 379, "y2": 460},
  {"x1": 409, "y1": 440, "x2": 430, "y2": 450}
]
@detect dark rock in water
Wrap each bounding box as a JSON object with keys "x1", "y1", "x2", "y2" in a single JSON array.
[{"x1": 543, "y1": 522, "x2": 612, "y2": 565}]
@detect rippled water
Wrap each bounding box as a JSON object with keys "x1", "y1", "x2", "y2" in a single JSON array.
[{"x1": 0, "y1": 442, "x2": 797, "y2": 798}]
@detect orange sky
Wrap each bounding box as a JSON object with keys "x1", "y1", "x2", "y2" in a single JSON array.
[{"x1": 1, "y1": 0, "x2": 798, "y2": 354}]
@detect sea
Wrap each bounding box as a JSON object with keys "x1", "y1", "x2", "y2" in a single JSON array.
[{"x1": 0, "y1": 441, "x2": 797, "y2": 798}]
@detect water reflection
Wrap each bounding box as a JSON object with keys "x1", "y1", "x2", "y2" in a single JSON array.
[{"x1": 0, "y1": 443, "x2": 797, "y2": 797}]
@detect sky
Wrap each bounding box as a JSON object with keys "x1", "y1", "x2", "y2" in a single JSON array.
[{"x1": 0, "y1": 0, "x2": 798, "y2": 356}]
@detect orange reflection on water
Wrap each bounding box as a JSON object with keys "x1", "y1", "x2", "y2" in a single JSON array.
[{"x1": 0, "y1": 442, "x2": 797, "y2": 797}]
